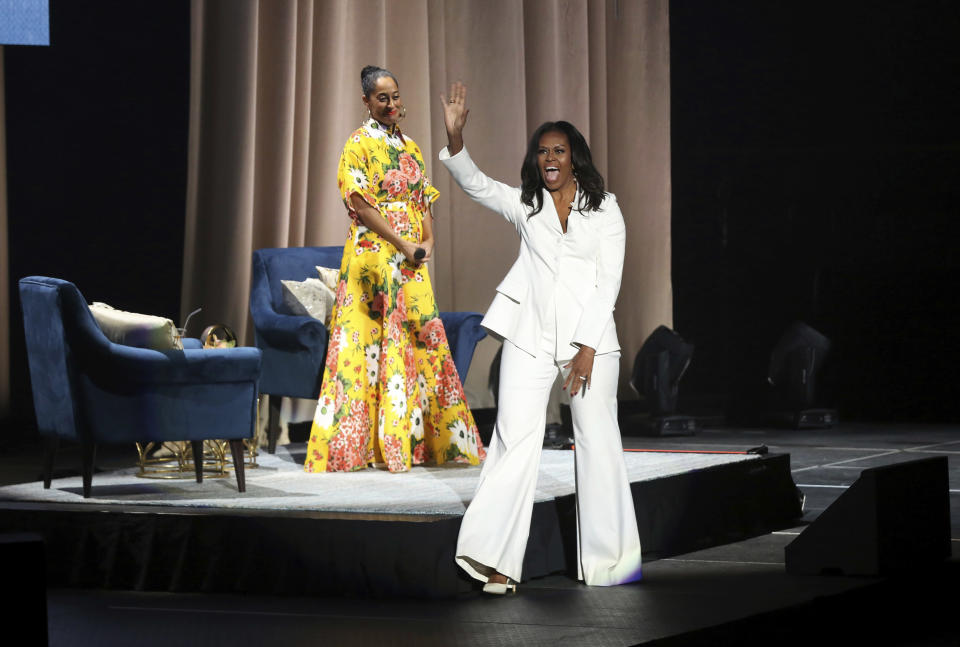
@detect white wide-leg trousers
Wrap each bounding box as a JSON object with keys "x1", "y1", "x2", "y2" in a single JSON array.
[{"x1": 455, "y1": 339, "x2": 643, "y2": 586}]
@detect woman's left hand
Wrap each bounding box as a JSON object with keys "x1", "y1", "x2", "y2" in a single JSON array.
[
  {"x1": 416, "y1": 238, "x2": 434, "y2": 265},
  {"x1": 563, "y1": 346, "x2": 596, "y2": 397}
]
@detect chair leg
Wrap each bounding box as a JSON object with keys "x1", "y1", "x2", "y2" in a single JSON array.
[
  {"x1": 191, "y1": 441, "x2": 204, "y2": 483},
  {"x1": 81, "y1": 442, "x2": 96, "y2": 499},
  {"x1": 229, "y1": 439, "x2": 246, "y2": 493},
  {"x1": 267, "y1": 394, "x2": 281, "y2": 454},
  {"x1": 42, "y1": 436, "x2": 59, "y2": 489}
]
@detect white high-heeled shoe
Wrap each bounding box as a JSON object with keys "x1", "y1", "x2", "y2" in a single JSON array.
[{"x1": 482, "y1": 578, "x2": 517, "y2": 595}]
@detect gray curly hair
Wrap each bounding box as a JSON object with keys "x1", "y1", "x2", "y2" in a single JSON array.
[{"x1": 361, "y1": 65, "x2": 398, "y2": 97}]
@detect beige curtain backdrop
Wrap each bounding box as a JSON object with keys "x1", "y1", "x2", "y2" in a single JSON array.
[
  {"x1": 0, "y1": 46, "x2": 10, "y2": 417},
  {"x1": 183, "y1": 0, "x2": 671, "y2": 405}
]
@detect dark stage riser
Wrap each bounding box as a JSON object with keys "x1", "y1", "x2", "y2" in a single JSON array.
[{"x1": 0, "y1": 454, "x2": 802, "y2": 598}]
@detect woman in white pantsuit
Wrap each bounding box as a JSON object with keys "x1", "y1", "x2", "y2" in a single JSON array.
[{"x1": 439, "y1": 83, "x2": 642, "y2": 594}]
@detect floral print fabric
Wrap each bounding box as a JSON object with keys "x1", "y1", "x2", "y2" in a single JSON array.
[{"x1": 305, "y1": 119, "x2": 485, "y2": 473}]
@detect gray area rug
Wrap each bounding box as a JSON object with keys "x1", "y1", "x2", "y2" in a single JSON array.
[{"x1": 0, "y1": 448, "x2": 756, "y2": 516}]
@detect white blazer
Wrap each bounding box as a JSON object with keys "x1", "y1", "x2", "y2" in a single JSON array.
[{"x1": 439, "y1": 146, "x2": 625, "y2": 359}]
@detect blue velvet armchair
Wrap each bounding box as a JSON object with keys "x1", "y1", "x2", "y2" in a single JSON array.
[
  {"x1": 19, "y1": 277, "x2": 262, "y2": 497},
  {"x1": 250, "y1": 246, "x2": 487, "y2": 452}
]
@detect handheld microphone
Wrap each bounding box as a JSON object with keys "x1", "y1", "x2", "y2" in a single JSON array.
[{"x1": 414, "y1": 248, "x2": 426, "y2": 261}]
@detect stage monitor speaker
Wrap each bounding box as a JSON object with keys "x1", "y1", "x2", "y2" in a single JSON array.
[{"x1": 785, "y1": 456, "x2": 950, "y2": 576}]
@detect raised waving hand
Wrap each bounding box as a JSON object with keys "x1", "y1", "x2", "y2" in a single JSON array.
[{"x1": 440, "y1": 82, "x2": 469, "y2": 155}]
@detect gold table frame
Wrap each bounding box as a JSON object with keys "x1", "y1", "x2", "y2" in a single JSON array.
[{"x1": 135, "y1": 438, "x2": 259, "y2": 479}]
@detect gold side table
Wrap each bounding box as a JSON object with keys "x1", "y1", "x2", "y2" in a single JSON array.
[{"x1": 135, "y1": 438, "x2": 259, "y2": 479}]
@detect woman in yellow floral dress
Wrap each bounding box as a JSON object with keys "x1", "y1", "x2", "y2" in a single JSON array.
[{"x1": 305, "y1": 65, "x2": 485, "y2": 473}]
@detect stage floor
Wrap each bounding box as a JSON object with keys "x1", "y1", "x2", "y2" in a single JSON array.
[
  {"x1": 0, "y1": 446, "x2": 759, "y2": 517},
  {"x1": 2, "y1": 422, "x2": 957, "y2": 645},
  {"x1": 0, "y1": 442, "x2": 801, "y2": 598}
]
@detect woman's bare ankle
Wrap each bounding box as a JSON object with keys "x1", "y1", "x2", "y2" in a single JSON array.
[{"x1": 487, "y1": 572, "x2": 508, "y2": 585}]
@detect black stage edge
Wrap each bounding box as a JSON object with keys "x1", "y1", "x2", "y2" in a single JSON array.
[
  {"x1": 0, "y1": 454, "x2": 801, "y2": 598},
  {"x1": 642, "y1": 560, "x2": 960, "y2": 647}
]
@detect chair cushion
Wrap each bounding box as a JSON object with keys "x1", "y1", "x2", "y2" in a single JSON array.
[
  {"x1": 281, "y1": 279, "x2": 336, "y2": 325},
  {"x1": 88, "y1": 302, "x2": 178, "y2": 350},
  {"x1": 253, "y1": 246, "x2": 345, "y2": 317},
  {"x1": 316, "y1": 265, "x2": 340, "y2": 291}
]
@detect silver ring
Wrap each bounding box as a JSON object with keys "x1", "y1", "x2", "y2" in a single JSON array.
[{"x1": 579, "y1": 376, "x2": 587, "y2": 381}]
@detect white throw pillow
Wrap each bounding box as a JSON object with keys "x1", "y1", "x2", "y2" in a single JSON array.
[
  {"x1": 316, "y1": 265, "x2": 340, "y2": 291},
  {"x1": 281, "y1": 278, "x2": 336, "y2": 325},
  {"x1": 88, "y1": 302, "x2": 179, "y2": 350}
]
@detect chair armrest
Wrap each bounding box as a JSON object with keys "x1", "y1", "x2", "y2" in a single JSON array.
[
  {"x1": 439, "y1": 311, "x2": 487, "y2": 379},
  {"x1": 252, "y1": 308, "x2": 328, "y2": 352},
  {"x1": 83, "y1": 342, "x2": 262, "y2": 386}
]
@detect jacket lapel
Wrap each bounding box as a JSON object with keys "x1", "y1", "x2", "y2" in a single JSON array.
[{"x1": 540, "y1": 189, "x2": 565, "y2": 234}]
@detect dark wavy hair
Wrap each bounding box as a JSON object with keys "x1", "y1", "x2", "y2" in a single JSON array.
[{"x1": 520, "y1": 121, "x2": 605, "y2": 215}]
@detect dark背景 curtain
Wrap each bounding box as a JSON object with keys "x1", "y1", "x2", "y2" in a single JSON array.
[{"x1": 0, "y1": 45, "x2": 10, "y2": 418}]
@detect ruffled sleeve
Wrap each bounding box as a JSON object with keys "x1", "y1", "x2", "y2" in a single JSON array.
[
  {"x1": 409, "y1": 142, "x2": 440, "y2": 210},
  {"x1": 337, "y1": 132, "x2": 379, "y2": 219}
]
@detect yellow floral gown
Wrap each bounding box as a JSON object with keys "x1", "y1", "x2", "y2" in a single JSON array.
[{"x1": 305, "y1": 119, "x2": 486, "y2": 473}]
